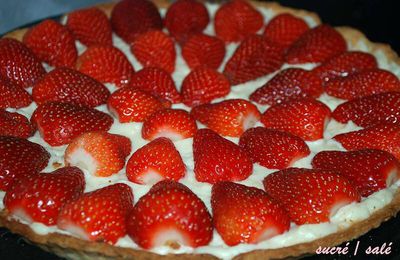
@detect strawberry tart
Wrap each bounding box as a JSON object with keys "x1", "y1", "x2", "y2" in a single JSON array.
[{"x1": 1, "y1": 0, "x2": 400, "y2": 259}]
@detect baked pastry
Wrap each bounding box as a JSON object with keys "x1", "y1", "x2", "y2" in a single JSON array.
[{"x1": 1, "y1": 0, "x2": 400, "y2": 259}]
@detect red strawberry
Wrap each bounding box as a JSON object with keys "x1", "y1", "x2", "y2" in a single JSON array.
[
  {"x1": 263, "y1": 168, "x2": 361, "y2": 224},
  {"x1": 66, "y1": 7, "x2": 112, "y2": 46},
  {"x1": 126, "y1": 180, "x2": 212, "y2": 249},
  {"x1": 212, "y1": 182, "x2": 290, "y2": 246},
  {"x1": 181, "y1": 67, "x2": 230, "y2": 107},
  {"x1": 261, "y1": 98, "x2": 331, "y2": 141},
  {"x1": 0, "y1": 110, "x2": 35, "y2": 139},
  {"x1": 312, "y1": 149, "x2": 400, "y2": 197},
  {"x1": 23, "y1": 19, "x2": 77, "y2": 67},
  {"x1": 193, "y1": 129, "x2": 253, "y2": 183},
  {"x1": 142, "y1": 109, "x2": 197, "y2": 141},
  {"x1": 65, "y1": 131, "x2": 131, "y2": 177},
  {"x1": 58, "y1": 183, "x2": 133, "y2": 244},
  {"x1": 0, "y1": 38, "x2": 45, "y2": 88},
  {"x1": 325, "y1": 69, "x2": 400, "y2": 100},
  {"x1": 214, "y1": 0, "x2": 263, "y2": 42},
  {"x1": 182, "y1": 34, "x2": 226, "y2": 70},
  {"x1": 4, "y1": 166, "x2": 85, "y2": 225},
  {"x1": 110, "y1": 0, "x2": 162, "y2": 43},
  {"x1": 77, "y1": 45, "x2": 134, "y2": 88},
  {"x1": 126, "y1": 138, "x2": 186, "y2": 185},
  {"x1": 31, "y1": 101, "x2": 113, "y2": 146},
  {"x1": 286, "y1": 24, "x2": 347, "y2": 64},
  {"x1": 223, "y1": 35, "x2": 284, "y2": 85},
  {"x1": 191, "y1": 99, "x2": 260, "y2": 137},
  {"x1": 249, "y1": 68, "x2": 323, "y2": 105},
  {"x1": 32, "y1": 67, "x2": 110, "y2": 107},
  {"x1": 0, "y1": 136, "x2": 50, "y2": 191},
  {"x1": 0, "y1": 77, "x2": 32, "y2": 109},
  {"x1": 165, "y1": 0, "x2": 210, "y2": 44},
  {"x1": 239, "y1": 127, "x2": 310, "y2": 169}
]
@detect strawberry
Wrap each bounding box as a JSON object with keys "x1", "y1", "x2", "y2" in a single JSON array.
[
  {"x1": 0, "y1": 136, "x2": 50, "y2": 191},
  {"x1": 190, "y1": 99, "x2": 260, "y2": 137},
  {"x1": 66, "y1": 7, "x2": 112, "y2": 47},
  {"x1": 312, "y1": 149, "x2": 400, "y2": 197},
  {"x1": 31, "y1": 101, "x2": 113, "y2": 146},
  {"x1": 0, "y1": 110, "x2": 35, "y2": 139},
  {"x1": 325, "y1": 69, "x2": 400, "y2": 100},
  {"x1": 58, "y1": 183, "x2": 133, "y2": 244},
  {"x1": 0, "y1": 38, "x2": 45, "y2": 88},
  {"x1": 142, "y1": 109, "x2": 197, "y2": 141},
  {"x1": 65, "y1": 131, "x2": 131, "y2": 177},
  {"x1": 193, "y1": 129, "x2": 253, "y2": 183},
  {"x1": 239, "y1": 127, "x2": 310, "y2": 169},
  {"x1": 182, "y1": 34, "x2": 226, "y2": 70},
  {"x1": 223, "y1": 35, "x2": 284, "y2": 85},
  {"x1": 285, "y1": 24, "x2": 347, "y2": 64},
  {"x1": 23, "y1": 19, "x2": 77, "y2": 67},
  {"x1": 249, "y1": 68, "x2": 323, "y2": 105},
  {"x1": 32, "y1": 67, "x2": 110, "y2": 107},
  {"x1": 211, "y1": 182, "x2": 290, "y2": 246},
  {"x1": 263, "y1": 168, "x2": 361, "y2": 224},
  {"x1": 110, "y1": 0, "x2": 162, "y2": 43},
  {"x1": 126, "y1": 138, "x2": 186, "y2": 184},
  {"x1": 129, "y1": 67, "x2": 181, "y2": 103},
  {"x1": 260, "y1": 98, "x2": 331, "y2": 141},
  {"x1": 77, "y1": 45, "x2": 134, "y2": 88},
  {"x1": 214, "y1": 0, "x2": 263, "y2": 42},
  {"x1": 126, "y1": 180, "x2": 212, "y2": 249},
  {"x1": 4, "y1": 166, "x2": 85, "y2": 225},
  {"x1": 0, "y1": 76, "x2": 32, "y2": 109},
  {"x1": 181, "y1": 67, "x2": 230, "y2": 107},
  {"x1": 165, "y1": 0, "x2": 210, "y2": 44}
]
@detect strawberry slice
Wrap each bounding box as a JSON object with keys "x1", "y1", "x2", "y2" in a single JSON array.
[
  {"x1": 190, "y1": 99, "x2": 260, "y2": 137},
  {"x1": 249, "y1": 68, "x2": 323, "y2": 105},
  {"x1": 65, "y1": 131, "x2": 131, "y2": 177},
  {"x1": 58, "y1": 183, "x2": 133, "y2": 244},
  {"x1": 126, "y1": 180, "x2": 212, "y2": 249},
  {"x1": 214, "y1": 0, "x2": 263, "y2": 42},
  {"x1": 32, "y1": 67, "x2": 110, "y2": 107},
  {"x1": 142, "y1": 109, "x2": 197, "y2": 141},
  {"x1": 4, "y1": 166, "x2": 85, "y2": 225},
  {"x1": 193, "y1": 129, "x2": 253, "y2": 183},
  {"x1": 66, "y1": 7, "x2": 112, "y2": 47},
  {"x1": 0, "y1": 38, "x2": 45, "y2": 88},
  {"x1": 263, "y1": 168, "x2": 361, "y2": 224},
  {"x1": 181, "y1": 66, "x2": 230, "y2": 107},
  {"x1": 0, "y1": 110, "x2": 35, "y2": 139},
  {"x1": 312, "y1": 149, "x2": 400, "y2": 197},
  {"x1": 126, "y1": 138, "x2": 186, "y2": 185},
  {"x1": 223, "y1": 35, "x2": 284, "y2": 85},
  {"x1": 239, "y1": 127, "x2": 310, "y2": 169},
  {"x1": 261, "y1": 98, "x2": 331, "y2": 141},
  {"x1": 285, "y1": 24, "x2": 347, "y2": 64},
  {"x1": 0, "y1": 77, "x2": 32, "y2": 109},
  {"x1": 31, "y1": 101, "x2": 113, "y2": 146},
  {"x1": 325, "y1": 69, "x2": 400, "y2": 100},
  {"x1": 212, "y1": 182, "x2": 290, "y2": 246},
  {"x1": 23, "y1": 19, "x2": 77, "y2": 68}
]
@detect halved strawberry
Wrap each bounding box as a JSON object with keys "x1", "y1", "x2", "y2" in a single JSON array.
[
  {"x1": 4, "y1": 166, "x2": 85, "y2": 225},
  {"x1": 263, "y1": 168, "x2": 360, "y2": 224},
  {"x1": 191, "y1": 99, "x2": 260, "y2": 137},
  {"x1": 0, "y1": 76, "x2": 32, "y2": 109},
  {"x1": 261, "y1": 98, "x2": 331, "y2": 141},
  {"x1": 285, "y1": 24, "x2": 347, "y2": 64},
  {"x1": 126, "y1": 180, "x2": 212, "y2": 249},
  {"x1": 23, "y1": 19, "x2": 77, "y2": 67},
  {"x1": 142, "y1": 109, "x2": 197, "y2": 141},
  {"x1": 0, "y1": 110, "x2": 35, "y2": 139},
  {"x1": 212, "y1": 182, "x2": 290, "y2": 246},
  {"x1": 31, "y1": 101, "x2": 113, "y2": 146},
  {"x1": 249, "y1": 68, "x2": 323, "y2": 105},
  {"x1": 239, "y1": 127, "x2": 310, "y2": 169},
  {"x1": 312, "y1": 149, "x2": 400, "y2": 197},
  {"x1": 58, "y1": 183, "x2": 133, "y2": 244},
  {"x1": 193, "y1": 129, "x2": 253, "y2": 183}
]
